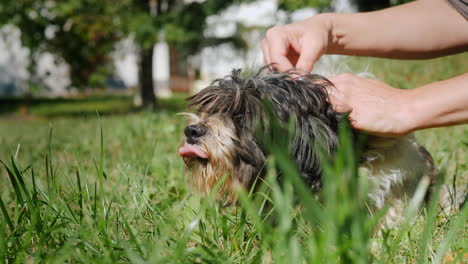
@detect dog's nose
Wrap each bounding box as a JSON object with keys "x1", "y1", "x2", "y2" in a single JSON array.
[{"x1": 184, "y1": 125, "x2": 207, "y2": 139}]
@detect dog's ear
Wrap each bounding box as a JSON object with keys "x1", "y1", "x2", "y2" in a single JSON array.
[
  {"x1": 233, "y1": 139, "x2": 266, "y2": 188},
  {"x1": 233, "y1": 114, "x2": 246, "y2": 129},
  {"x1": 235, "y1": 136, "x2": 265, "y2": 166},
  {"x1": 234, "y1": 159, "x2": 265, "y2": 189}
]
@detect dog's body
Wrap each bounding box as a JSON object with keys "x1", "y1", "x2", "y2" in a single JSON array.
[{"x1": 179, "y1": 69, "x2": 437, "y2": 226}]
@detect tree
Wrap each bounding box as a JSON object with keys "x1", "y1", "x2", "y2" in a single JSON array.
[
  {"x1": 124, "y1": 0, "x2": 249, "y2": 109},
  {"x1": 0, "y1": 0, "x2": 249, "y2": 109},
  {"x1": 0, "y1": 0, "x2": 127, "y2": 90}
]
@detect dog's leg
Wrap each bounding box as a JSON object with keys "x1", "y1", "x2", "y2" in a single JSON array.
[{"x1": 361, "y1": 135, "x2": 436, "y2": 228}]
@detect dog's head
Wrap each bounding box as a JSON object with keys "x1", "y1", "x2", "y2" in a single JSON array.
[{"x1": 179, "y1": 68, "x2": 341, "y2": 203}]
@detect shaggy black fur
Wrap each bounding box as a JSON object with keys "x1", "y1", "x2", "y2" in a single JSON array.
[{"x1": 188, "y1": 68, "x2": 346, "y2": 190}]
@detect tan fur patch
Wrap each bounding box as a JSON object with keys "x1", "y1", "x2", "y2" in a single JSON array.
[{"x1": 181, "y1": 113, "x2": 243, "y2": 204}]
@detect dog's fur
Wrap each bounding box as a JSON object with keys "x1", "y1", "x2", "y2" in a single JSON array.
[{"x1": 179, "y1": 68, "x2": 438, "y2": 226}]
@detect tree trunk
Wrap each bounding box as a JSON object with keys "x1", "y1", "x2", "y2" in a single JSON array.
[
  {"x1": 139, "y1": 46, "x2": 156, "y2": 109},
  {"x1": 169, "y1": 46, "x2": 192, "y2": 93}
]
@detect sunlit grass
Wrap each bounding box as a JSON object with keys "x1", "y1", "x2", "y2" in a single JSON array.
[{"x1": 0, "y1": 54, "x2": 467, "y2": 263}]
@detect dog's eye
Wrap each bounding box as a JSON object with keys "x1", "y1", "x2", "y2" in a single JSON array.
[{"x1": 234, "y1": 115, "x2": 244, "y2": 128}]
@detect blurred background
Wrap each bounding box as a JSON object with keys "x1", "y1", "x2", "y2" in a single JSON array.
[{"x1": 0, "y1": 0, "x2": 408, "y2": 115}]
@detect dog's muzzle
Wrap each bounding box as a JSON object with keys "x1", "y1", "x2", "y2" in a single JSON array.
[
  {"x1": 184, "y1": 125, "x2": 207, "y2": 144},
  {"x1": 179, "y1": 125, "x2": 209, "y2": 159}
]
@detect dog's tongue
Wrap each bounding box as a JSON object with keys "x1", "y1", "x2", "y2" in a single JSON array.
[{"x1": 179, "y1": 143, "x2": 208, "y2": 159}]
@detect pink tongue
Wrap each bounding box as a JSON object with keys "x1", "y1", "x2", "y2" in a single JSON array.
[{"x1": 179, "y1": 143, "x2": 208, "y2": 159}]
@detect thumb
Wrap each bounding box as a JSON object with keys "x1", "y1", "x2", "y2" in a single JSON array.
[{"x1": 327, "y1": 88, "x2": 353, "y2": 113}]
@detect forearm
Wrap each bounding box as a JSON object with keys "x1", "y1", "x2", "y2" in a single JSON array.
[
  {"x1": 321, "y1": 0, "x2": 468, "y2": 59},
  {"x1": 402, "y1": 73, "x2": 468, "y2": 132}
]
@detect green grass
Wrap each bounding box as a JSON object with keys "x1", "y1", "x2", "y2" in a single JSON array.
[
  {"x1": 0, "y1": 54, "x2": 467, "y2": 263},
  {"x1": 0, "y1": 93, "x2": 187, "y2": 117}
]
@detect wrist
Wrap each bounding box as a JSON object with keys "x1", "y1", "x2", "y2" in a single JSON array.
[
  {"x1": 316, "y1": 12, "x2": 355, "y2": 56},
  {"x1": 309, "y1": 13, "x2": 335, "y2": 53},
  {"x1": 396, "y1": 74, "x2": 468, "y2": 134},
  {"x1": 396, "y1": 89, "x2": 421, "y2": 134}
]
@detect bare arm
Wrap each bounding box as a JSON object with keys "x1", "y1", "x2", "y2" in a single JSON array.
[
  {"x1": 262, "y1": 0, "x2": 468, "y2": 72},
  {"x1": 327, "y1": 0, "x2": 468, "y2": 60},
  {"x1": 405, "y1": 73, "x2": 468, "y2": 131}
]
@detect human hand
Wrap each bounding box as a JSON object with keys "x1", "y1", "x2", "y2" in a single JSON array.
[
  {"x1": 262, "y1": 14, "x2": 332, "y2": 72},
  {"x1": 328, "y1": 74, "x2": 413, "y2": 137}
]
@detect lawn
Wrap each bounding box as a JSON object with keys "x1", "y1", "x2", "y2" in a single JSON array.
[{"x1": 0, "y1": 54, "x2": 467, "y2": 263}]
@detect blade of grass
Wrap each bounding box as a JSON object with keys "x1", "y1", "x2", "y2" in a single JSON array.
[
  {"x1": 9, "y1": 156, "x2": 31, "y2": 202},
  {"x1": 433, "y1": 205, "x2": 468, "y2": 263},
  {"x1": 96, "y1": 111, "x2": 105, "y2": 181},
  {"x1": 76, "y1": 168, "x2": 83, "y2": 221},
  {"x1": 93, "y1": 181, "x2": 98, "y2": 221},
  {"x1": 31, "y1": 167, "x2": 37, "y2": 197},
  {"x1": 1, "y1": 160, "x2": 24, "y2": 205},
  {"x1": 385, "y1": 176, "x2": 431, "y2": 261},
  {"x1": 121, "y1": 214, "x2": 145, "y2": 257},
  {"x1": 48, "y1": 124, "x2": 54, "y2": 186},
  {"x1": 417, "y1": 173, "x2": 445, "y2": 264},
  {"x1": 45, "y1": 154, "x2": 50, "y2": 197},
  {"x1": 0, "y1": 195, "x2": 14, "y2": 231}
]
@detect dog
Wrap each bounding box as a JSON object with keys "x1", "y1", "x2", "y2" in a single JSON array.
[{"x1": 178, "y1": 68, "x2": 439, "y2": 227}]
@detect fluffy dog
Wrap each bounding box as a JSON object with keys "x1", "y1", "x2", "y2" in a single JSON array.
[{"x1": 178, "y1": 68, "x2": 438, "y2": 225}]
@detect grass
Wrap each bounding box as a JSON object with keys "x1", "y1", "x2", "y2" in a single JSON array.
[
  {"x1": 0, "y1": 53, "x2": 467, "y2": 263},
  {"x1": 0, "y1": 92, "x2": 188, "y2": 117}
]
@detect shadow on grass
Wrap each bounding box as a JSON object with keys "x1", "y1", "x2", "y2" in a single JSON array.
[{"x1": 0, "y1": 93, "x2": 189, "y2": 118}]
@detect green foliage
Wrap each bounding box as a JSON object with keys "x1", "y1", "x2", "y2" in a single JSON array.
[
  {"x1": 120, "y1": 0, "x2": 159, "y2": 50},
  {"x1": 0, "y1": 0, "x2": 130, "y2": 89},
  {"x1": 118, "y1": 0, "x2": 252, "y2": 52},
  {"x1": 0, "y1": 94, "x2": 187, "y2": 117},
  {"x1": 278, "y1": 0, "x2": 332, "y2": 11},
  {"x1": 0, "y1": 0, "x2": 252, "y2": 91},
  {"x1": 164, "y1": 3, "x2": 206, "y2": 54},
  {"x1": 162, "y1": 0, "x2": 250, "y2": 56}
]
